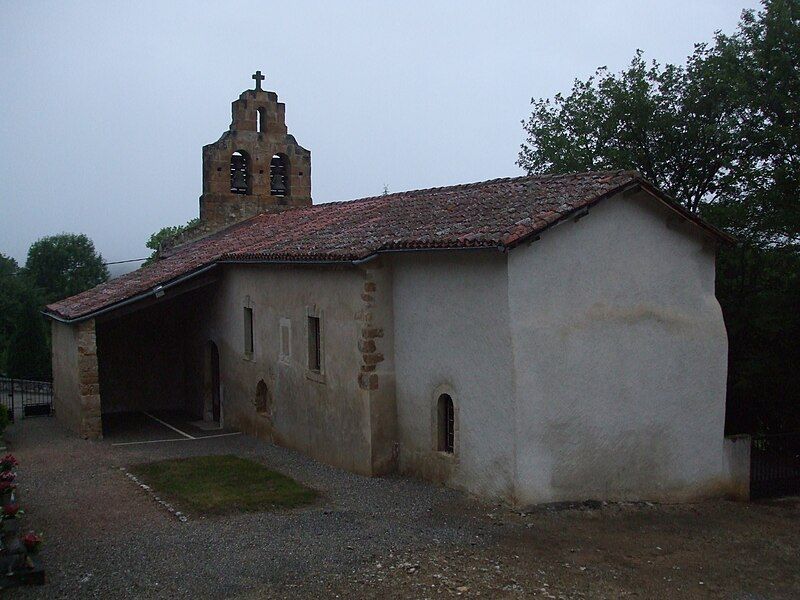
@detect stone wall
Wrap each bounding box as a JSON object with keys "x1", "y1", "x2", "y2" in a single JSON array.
[
  {"x1": 199, "y1": 88, "x2": 311, "y2": 230},
  {"x1": 51, "y1": 319, "x2": 101, "y2": 440}
]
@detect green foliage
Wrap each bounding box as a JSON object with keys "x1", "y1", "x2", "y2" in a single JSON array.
[
  {"x1": 0, "y1": 254, "x2": 47, "y2": 377},
  {"x1": 718, "y1": 246, "x2": 800, "y2": 433},
  {"x1": 131, "y1": 455, "x2": 317, "y2": 515},
  {"x1": 518, "y1": 0, "x2": 800, "y2": 433},
  {"x1": 519, "y1": 48, "x2": 743, "y2": 215},
  {"x1": 144, "y1": 218, "x2": 200, "y2": 264},
  {"x1": 7, "y1": 295, "x2": 51, "y2": 381},
  {"x1": 26, "y1": 233, "x2": 109, "y2": 304},
  {"x1": 0, "y1": 255, "x2": 24, "y2": 375},
  {"x1": 1, "y1": 232, "x2": 107, "y2": 380}
]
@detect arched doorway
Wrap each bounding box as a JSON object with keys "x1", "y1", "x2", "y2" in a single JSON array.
[{"x1": 206, "y1": 340, "x2": 221, "y2": 423}]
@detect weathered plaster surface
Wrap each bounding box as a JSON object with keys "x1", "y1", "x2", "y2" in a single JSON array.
[
  {"x1": 52, "y1": 319, "x2": 101, "y2": 439},
  {"x1": 724, "y1": 435, "x2": 751, "y2": 501},
  {"x1": 392, "y1": 251, "x2": 516, "y2": 500},
  {"x1": 507, "y1": 192, "x2": 729, "y2": 504},
  {"x1": 52, "y1": 321, "x2": 81, "y2": 434},
  {"x1": 200, "y1": 263, "x2": 395, "y2": 476}
]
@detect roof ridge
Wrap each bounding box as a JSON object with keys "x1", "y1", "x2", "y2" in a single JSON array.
[
  {"x1": 300, "y1": 169, "x2": 641, "y2": 210},
  {"x1": 153, "y1": 170, "x2": 645, "y2": 259}
]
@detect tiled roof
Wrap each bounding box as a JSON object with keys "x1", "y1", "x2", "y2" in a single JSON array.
[{"x1": 45, "y1": 170, "x2": 730, "y2": 321}]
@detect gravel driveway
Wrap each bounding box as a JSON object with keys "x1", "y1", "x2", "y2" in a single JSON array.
[
  {"x1": 5, "y1": 417, "x2": 474, "y2": 599},
  {"x1": 6, "y1": 418, "x2": 800, "y2": 599}
]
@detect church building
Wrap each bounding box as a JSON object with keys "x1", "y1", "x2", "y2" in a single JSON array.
[{"x1": 46, "y1": 74, "x2": 743, "y2": 505}]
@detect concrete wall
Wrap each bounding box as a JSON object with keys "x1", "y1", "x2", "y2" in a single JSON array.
[
  {"x1": 724, "y1": 435, "x2": 751, "y2": 501},
  {"x1": 507, "y1": 192, "x2": 729, "y2": 504},
  {"x1": 392, "y1": 251, "x2": 516, "y2": 500},
  {"x1": 202, "y1": 263, "x2": 395, "y2": 476}
]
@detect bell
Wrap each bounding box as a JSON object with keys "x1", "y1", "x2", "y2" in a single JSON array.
[
  {"x1": 271, "y1": 171, "x2": 286, "y2": 194},
  {"x1": 231, "y1": 169, "x2": 247, "y2": 191}
]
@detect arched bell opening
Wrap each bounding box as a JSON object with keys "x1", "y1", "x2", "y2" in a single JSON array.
[
  {"x1": 230, "y1": 150, "x2": 251, "y2": 195},
  {"x1": 270, "y1": 153, "x2": 290, "y2": 201}
]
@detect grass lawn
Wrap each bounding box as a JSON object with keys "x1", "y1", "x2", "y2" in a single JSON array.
[{"x1": 130, "y1": 455, "x2": 317, "y2": 515}]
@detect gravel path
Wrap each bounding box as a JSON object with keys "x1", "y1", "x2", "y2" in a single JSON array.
[
  {"x1": 5, "y1": 418, "x2": 800, "y2": 599},
  {"x1": 5, "y1": 417, "x2": 481, "y2": 599}
]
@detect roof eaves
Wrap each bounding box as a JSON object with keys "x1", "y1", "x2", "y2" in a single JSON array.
[
  {"x1": 634, "y1": 180, "x2": 737, "y2": 245},
  {"x1": 43, "y1": 262, "x2": 220, "y2": 324},
  {"x1": 502, "y1": 175, "x2": 642, "y2": 249}
]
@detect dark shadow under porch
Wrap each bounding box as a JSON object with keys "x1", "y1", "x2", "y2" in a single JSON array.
[{"x1": 94, "y1": 280, "x2": 221, "y2": 439}]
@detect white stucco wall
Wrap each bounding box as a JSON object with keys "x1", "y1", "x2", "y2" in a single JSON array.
[
  {"x1": 392, "y1": 251, "x2": 517, "y2": 499},
  {"x1": 507, "y1": 192, "x2": 729, "y2": 504}
]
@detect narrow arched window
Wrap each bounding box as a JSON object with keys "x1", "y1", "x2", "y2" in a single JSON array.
[
  {"x1": 230, "y1": 151, "x2": 249, "y2": 194},
  {"x1": 255, "y1": 380, "x2": 270, "y2": 415},
  {"x1": 270, "y1": 154, "x2": 290, "y2": 199},
  {"x1": 437, "y1": 394, "x2": 455, "y2": 453},
  {"x1": 257, "y1": 107, "x2": 265, "y2": 133}
]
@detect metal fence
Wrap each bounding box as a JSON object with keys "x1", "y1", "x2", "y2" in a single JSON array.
[
  {"x1": 0, "y1": 378, "x2": 54, "y2": 420},
  {"x1": 750, "y1": 432, "x2": 800, "y2": 499}
]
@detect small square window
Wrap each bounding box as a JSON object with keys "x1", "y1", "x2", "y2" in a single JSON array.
[{"x1": 243, "y1": 307, "x2": 254, "y2": 357}]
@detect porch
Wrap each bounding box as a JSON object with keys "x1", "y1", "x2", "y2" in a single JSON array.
[{"x1": 50, "y1": 268, "x2": 224, "y2": 440}]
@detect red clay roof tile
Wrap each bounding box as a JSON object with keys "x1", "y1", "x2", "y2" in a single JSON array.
[{"x1": 44, "y1": 170, "x2": 728, "y2": 321}]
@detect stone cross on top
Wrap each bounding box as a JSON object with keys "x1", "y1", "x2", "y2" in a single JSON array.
[{"x1": 252, "y1": 70, "x2": 265, "y2": 91}]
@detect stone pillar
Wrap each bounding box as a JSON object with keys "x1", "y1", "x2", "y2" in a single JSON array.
[{"x1": 76, "y1": 320, "x2": 102, "y2": 440}]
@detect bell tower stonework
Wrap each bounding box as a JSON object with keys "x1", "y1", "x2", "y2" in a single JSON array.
[{"x1": 199, "y1": 71, "x2": 312, "y2": 228}]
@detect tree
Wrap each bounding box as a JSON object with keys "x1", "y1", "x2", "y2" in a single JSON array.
[
  {"x1": 144, "y1": 218, "x2": 200, "y2": 264},
  {"x1": 25, "y1": 234, "x2": 109, "y2": 303},
  {"x1": 0, "y1": 253, "x2": 48, "y2": 378},
  {"x1": 517, "y1": 48, "x2": 743, "y2": 215},
  {"x1": 6, "y1": 291, "x2": 50, "y2": 381},
  {"x1": 518, "y1": 0, "x2": 800, "y2": 434},
  {"x1": 0, "y1": 255, "x2": 24, "y2": 374}
]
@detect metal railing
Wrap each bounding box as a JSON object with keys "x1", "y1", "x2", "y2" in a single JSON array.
[
  {"x1": 751, "y1": 432, "x2": 800, "y2": 499},
  {"x1": 0, "y1": 378, "x2": 54, "y2": 419}
]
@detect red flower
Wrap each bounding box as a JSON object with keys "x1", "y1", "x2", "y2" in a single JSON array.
[
  {"x1": 0, "y1": 455, "x2": 18, "y2": 471},
  {"x1": 0, "y1": 471, "x2": 15, "y2": 483},
  {"x1": 22, "y1": 532, "x2": 42, "y2": 555},
  {"x1": 3, "y1": 503, "x2": 19, "y2": 517},
  {"x1": 0, "y1": 481, "x2": 16, "y2": 492}
]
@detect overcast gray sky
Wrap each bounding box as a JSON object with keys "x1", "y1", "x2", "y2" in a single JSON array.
[{"x1": 1, "y1": 0, "x2": 760, "y2": 268}]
